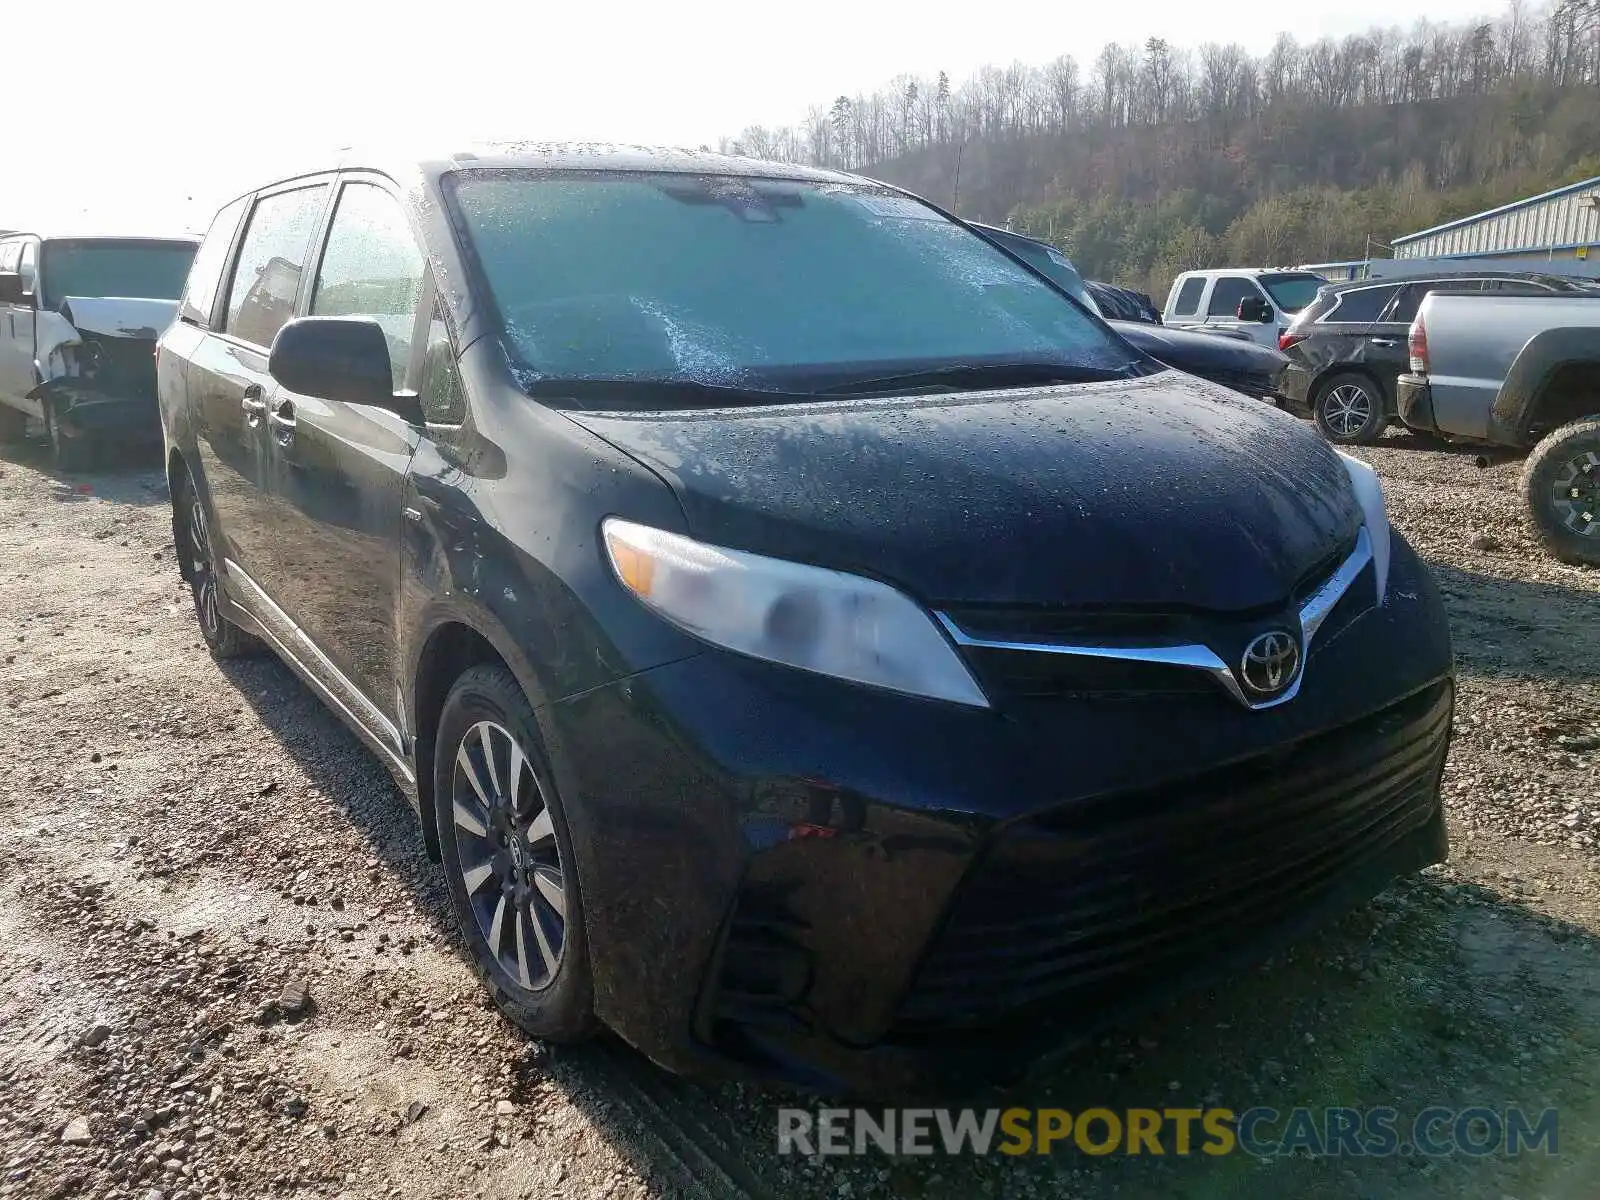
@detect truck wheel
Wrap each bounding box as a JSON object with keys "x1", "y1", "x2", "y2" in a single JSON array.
[
  {"x1": 0, "y1": 405, "x2": 26, "y2": 444},
  {"x1": 45, "y1": 402, "x2": 92, "y2": 471},
  {"x1": 1521, "y1": 417, "x2": 1600, "y2": 566},
  {"x1": 1314, "y1": 373, "x2": 1386, "y2": 445}
]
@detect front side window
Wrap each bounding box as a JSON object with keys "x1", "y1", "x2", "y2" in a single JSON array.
[
  {"x1": 1386, "y1": 285, "x2": 1427, "y2": 325},
  {"x1": 419, "y1": 298, "x2": 466, "y2": 424},
  {"x1": 1171, "y1": 276, "x2": 1205, "y2": 316},
  {"x1": 448, "y1": 171, "x2": 1139, "y2": 406},
  {"x1": 39, "y1": 240, "x2": 197, "y2": 309},
  {"x1": 311, "y1": 183, "x2": 427, "y2": 390},
  {"x1": 224, "y1": 184, "x2": 329, "y2": 348},
  {"x1": 0, "y1": 241, "x2": 23, "y2": 276},
  {"x1": 181, "y1": 197, "x2": 249, "y2": 326},
  {"x1": 1207, "y1": 276, "x2": 1266, "y2": 317}
]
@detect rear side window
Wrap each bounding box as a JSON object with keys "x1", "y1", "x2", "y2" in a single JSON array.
[
  {"x1": 1171, "y1": 276, "x2": 1205, "y2": 317},
  {"x1": 1207, "y1": 276, "x2": 1264, "y2": 317},
  {"x1": 224, "y1": 184, "x2": 330, "y2": 348},
  {"x1": 180, "y1": 197, "x2": 248, "y2": 326},
  {"x1": 1325, "y1": 285, "x2": 1399, "y2": 324},
  {"x1": 310, "y1": 182, "x2": 427, "y2": 391}
]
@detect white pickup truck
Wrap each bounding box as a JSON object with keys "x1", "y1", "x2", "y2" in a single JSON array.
[{"x1": 1397, "y1": 289, "x2": 1600, "y2": 564}]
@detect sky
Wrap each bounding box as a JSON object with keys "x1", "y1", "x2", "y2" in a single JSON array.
[{"x1": 4, "y1": 0, "x2": 1507, "y2": 235}]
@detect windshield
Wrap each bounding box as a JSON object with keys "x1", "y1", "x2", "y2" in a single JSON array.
[
  {"x1": 40, "y1": 240, "x2": 197, "y2": 308},
  {"x1": 448, "y1": 172, "x2": 1140, "y2": 403},
  {"x1": 1257, "y1": 273, "x2": 1325, "y2": 314}
]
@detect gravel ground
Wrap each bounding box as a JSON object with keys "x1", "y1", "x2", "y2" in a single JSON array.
[{"x1": 1, "y1": 428, "x2": 1597, "y2": 1200}]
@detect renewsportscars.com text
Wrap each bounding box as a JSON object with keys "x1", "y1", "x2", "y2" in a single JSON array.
[{"x1": 777, "y1": 1106, "x2": 1559, "y2": 1158}]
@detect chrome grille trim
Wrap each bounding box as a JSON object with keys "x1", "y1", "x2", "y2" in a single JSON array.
[{"x1": 935, "y1": 526, "x2": 1375, "y2": 711}]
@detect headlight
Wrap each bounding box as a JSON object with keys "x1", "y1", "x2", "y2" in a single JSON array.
[
  {"x1": 601, "y1": 518, "x2": 990, "y2": 708},
  {"x1": 1336, "y1": 451, "x2": 1391, "y2": 603}
]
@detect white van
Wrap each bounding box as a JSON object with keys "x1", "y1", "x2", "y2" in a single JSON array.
[
  {"x1": 0, "y1": 231, "x2": 197, "y2": 467},
  {"x1": 1162, "y1": 268, "x2": 1326, "y2": 349}
]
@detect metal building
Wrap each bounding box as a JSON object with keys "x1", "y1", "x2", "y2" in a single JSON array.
[{"x1": 1391, "y1": 176, "x2": 1600, "y2": 269}]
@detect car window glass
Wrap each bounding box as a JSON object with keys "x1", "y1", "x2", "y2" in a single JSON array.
[
  {"x1": 451, "y1": 173, "x2": 1138, "y2": 395},
  {"x1": 0, "y1": 241, "x2": 20, "y2": 275},
  {"x1": 1326, "y1": 285, "x2": 1398, "y2": 323},
  {"x1": 1206, "y1": 277, "x2": 1265, "y2": 317},
  {"x1": 224, "y1": 184, "x2": 330, "y2": 348},
  {"x1": 310, "y1": 183, "x2": 426, "y2": 390},
  {"x1": 181, "y1": 197, "x2": 249, "y2": 326},
  {"x1": 1172, "y1": 276, "x2": 1205, "y2": 316},
  {"x1": 418, "y1": 298, "x2": 466, "y2": 425},
  {"x1": 1385, "y1": 285, "x2": 1426, "y2": 324}
]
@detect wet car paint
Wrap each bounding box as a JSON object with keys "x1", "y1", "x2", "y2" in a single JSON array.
[{"x1": 157, "y1": 146, "x2": 1457, "y2": 1095}]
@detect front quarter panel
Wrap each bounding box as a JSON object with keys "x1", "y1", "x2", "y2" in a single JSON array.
[{"x1": 399, "y1": 339, "x2": 703, "y2": 718}]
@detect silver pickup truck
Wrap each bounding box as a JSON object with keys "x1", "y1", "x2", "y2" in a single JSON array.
[{"x1": 1397, "y1": 291, "x2": 1600, "y2": 565}]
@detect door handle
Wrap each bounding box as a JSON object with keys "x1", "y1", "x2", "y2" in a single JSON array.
[
  {"x1": 267, "y1": 397, "x2": 296, "y2": 447},
  {"x1": 1368, "y1": 338, "x2": 1399, "y2": 347},
  {"x1": 241, "y1": 387, "x2": 266, "y2": 428}
]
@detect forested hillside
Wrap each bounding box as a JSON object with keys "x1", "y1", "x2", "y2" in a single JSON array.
[{"x1": 719, "y1": 0, "x2": 1600, "y2": 296}]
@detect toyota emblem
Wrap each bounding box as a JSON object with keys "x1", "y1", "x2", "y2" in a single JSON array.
[{"x1": 1240, "y1": 631, "x2": 1301, "y2": 696}]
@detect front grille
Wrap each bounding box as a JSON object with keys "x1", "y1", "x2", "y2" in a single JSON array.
[
  {"x1": 83, "y1": 334, "x2": 158, "y2": 400},
  {"x1": 893, "y1": 681, "x2": 1451, "y2": 1035},
  {"x1": 941, "y1": 531, "x2": 1363, "y2": 702}
]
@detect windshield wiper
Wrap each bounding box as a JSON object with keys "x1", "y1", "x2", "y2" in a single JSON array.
[
  {"x1": 811, "y1": 361, "x2": 1137, "y2": 397},
  {"x1": 520, "y1": 376, "x2": 813, "y2": 410}
]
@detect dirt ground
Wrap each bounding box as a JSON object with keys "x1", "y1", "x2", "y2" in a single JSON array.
[{"x1": 1, "y1": 428, "x2": 1597, "y2": 1200}]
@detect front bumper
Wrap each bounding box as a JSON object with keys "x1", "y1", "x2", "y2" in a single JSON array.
[
  {"x1": 1396, "y1": 375, "x2": 1438, "y2": 434},
  {"x1": 545, "y1": 533, "x2": 1454, "y2": 1096},
  {"x1": 29, "y1": 380, "x2": 162, "y2": 443}
]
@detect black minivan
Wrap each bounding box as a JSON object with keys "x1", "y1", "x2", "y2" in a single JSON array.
[{"x1": 157, "y1": 145, "x2": 1455, "y2": 1095}]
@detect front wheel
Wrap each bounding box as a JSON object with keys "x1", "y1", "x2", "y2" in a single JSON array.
[
  {"x1": 1314, "y1": 373, "x2": 1386, "y2": 446},
  {"x1": 0, "y1": 405, "x2": 26, "y2": 444},
  {"x1": 436, "y1": 664, "x2": 596, "y2": 1043},
  {"x1": 45, "y1": 402, "x2": 92, "y2": 470},
  {"x1": 174, "y1": 469, "x2": 259, "y2": 657},
  {"x1": 1521, "y1": 417, "x2": 1600, "y2": 566}
]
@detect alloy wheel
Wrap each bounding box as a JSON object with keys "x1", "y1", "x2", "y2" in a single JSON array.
[
  {"x1": 1549, "y1": 449, "x2": 1600, "y2": 539},
  {"x1": 451, "y1": 720, "x2": 566, "y2": 990},
  {"x1": 1322, "y1": 383, "x2": 1373, "y2": 439},
  {"x1": 187, "y1": 494, "x2": 223, "y2": 639}
]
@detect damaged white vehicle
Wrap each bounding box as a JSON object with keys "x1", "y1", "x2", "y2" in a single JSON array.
[{"x1": 0, "y1": 233, "x2": 197, "y2": 468}]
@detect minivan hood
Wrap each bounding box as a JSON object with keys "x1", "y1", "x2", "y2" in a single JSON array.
[
  {"x1": 1110, "y1": 321, "x2": 1288, "y2": 375},
  {"x1": 59, "y1": 296, "x2": 177, "y2": 340},
  {"x1": 571, "y1": 373, "x2": 1362, "y2": 612}
]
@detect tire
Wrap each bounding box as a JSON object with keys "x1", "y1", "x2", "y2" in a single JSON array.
[
  {"x1": 436, "y1": 664, "x2": 596, "y2": 1043},
  {"x1": 1521, "y1": 417, "x2": 1600, "y2": 567},
  {"x1": 45, "y1": 402, "x2": 92, "y2": 471},
  {"x1": 1314, "y1": 373, "x2": 1386, "y2": 446},
  {"x1": 0, "y1": 404, "x2": 26, "y2": 444},
  {"x1": 174, "y1": 469, "x2": 259, "y2": 657}
]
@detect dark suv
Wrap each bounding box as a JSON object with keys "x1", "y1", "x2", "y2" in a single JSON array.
[
  {"x1": 157, "y1": 146, "x2": 1454, "y2": 1095},
  {"x1": 1279, "y1": 271, "x2": 1593, "y2": 444}
]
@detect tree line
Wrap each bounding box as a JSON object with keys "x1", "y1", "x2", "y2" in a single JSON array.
[{"x1": 718, "y1": 0, "x2": 1600, "y2": 297}]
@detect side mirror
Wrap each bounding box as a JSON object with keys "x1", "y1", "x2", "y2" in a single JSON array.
[
  {"x1": 1236, "y1": 296, "x2": 1274, "y2": 323},
  {"x1": 0, "y1": 273, "x2": 30, "y2": 305},
  {"x1": 268, "y1": 316, "x2": 420, "y2": 421}
]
